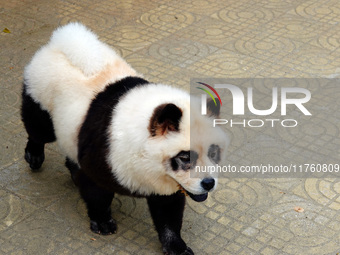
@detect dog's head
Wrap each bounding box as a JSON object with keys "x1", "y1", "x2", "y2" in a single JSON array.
[
  {"x1": 108, "y1": 85, "x2": 229, "y2": 201},
  {"x1": 147, "y1": 95, "x2": 229, "y2": 202}
]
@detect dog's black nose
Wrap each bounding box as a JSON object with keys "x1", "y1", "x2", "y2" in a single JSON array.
[{"x1": 201, "y1": 178, "x2": 215, "y2": 191}]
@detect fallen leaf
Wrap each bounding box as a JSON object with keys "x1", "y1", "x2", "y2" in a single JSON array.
[
  {"x1": 3, "y1": 28, "x2": 11, "y2": 33},
  {"x1": 90, "y1": 238, "x2": 96, "y2": 241},
  {"x1": 294, "y1": 206, "x2": 304, "y2": 213}
]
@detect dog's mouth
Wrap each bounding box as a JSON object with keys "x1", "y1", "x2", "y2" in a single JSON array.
[
  {"x1": 187, "y1": 191, "x2": 208, "y2": 202},
  {"x1": 178, "y1": 185, "x2": 208, "y2": 202}
]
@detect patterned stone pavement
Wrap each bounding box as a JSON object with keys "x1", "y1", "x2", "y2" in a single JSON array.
[{"x1": 1, "y1": 0, "x2": 340, "y2": 254}]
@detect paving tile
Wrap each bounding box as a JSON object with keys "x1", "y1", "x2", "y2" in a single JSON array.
[
  {"x1": 0, "y1": 189, "x2": 38, "y2": 233},
  {"x1": 139, "y1": 5, "x2": 197, "y2": 33}
]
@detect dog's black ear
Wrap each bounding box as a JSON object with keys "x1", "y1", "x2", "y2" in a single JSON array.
[
  {"x1": 207, "y1": 98, "x2": 220, "y2": 117},
  {"x1": 149, "y1": 103, "x2": 182, "y2": 136}
]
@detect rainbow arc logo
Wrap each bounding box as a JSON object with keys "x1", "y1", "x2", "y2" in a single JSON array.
[{"x1": 196, "y1": 82, "x2": 222, "y2": 106}]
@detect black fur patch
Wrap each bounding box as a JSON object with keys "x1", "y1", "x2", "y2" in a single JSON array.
[
  {"x1": 207, "y1": 98, "x2": 220, "y2": 117},
  {"x1": 65, "y1": 157, "x2": 80, "y2": 186},
  {"x1": 21, "y1": 84, "x2": 56, "y2": 144},
  {"x1": 208, "y1": 144, "x2": 221, "y2": 164},
  {"x1": 149, "y1": 103, "x2": 182, "y2": 137},
  {"x1": 78, "y1": 76, "x2": 149, "y2": 194}
]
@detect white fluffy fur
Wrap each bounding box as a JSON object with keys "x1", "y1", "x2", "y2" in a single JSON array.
[
  {"x1": 24, "y1": 23, "x2": 229, "y2": 197},
  {"x1": 50, "y1": 23, "x2": 116, "y2": 77}
]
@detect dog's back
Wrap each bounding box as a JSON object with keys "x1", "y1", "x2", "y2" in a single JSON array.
[{"x1": 23, "y1": 22, "x2": 137, "y2": 162}]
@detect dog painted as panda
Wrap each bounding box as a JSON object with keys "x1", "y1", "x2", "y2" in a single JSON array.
[{"x1": 21, "y1": 23, "x2": 229, "y2": 255}]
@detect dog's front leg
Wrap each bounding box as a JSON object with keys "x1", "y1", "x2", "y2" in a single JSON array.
[{"x1": 147, "y1": 192, "x2": 194, "y2": 255}]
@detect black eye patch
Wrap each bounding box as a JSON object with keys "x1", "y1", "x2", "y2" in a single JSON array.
[
  {"x1": 170, "y1": 150, "x2": 198, "y2": 171},
  {"x1": 208, "y1": 144, "x2": 221, "y2": 164}
]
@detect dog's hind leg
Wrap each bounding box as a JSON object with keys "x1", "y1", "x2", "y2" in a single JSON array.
[
  {"x1": 77, "y1": 170, "x2": 116, "y2": 235},
  {"x1": 21, "y1": 83, "x2": 56, "y2": 170},
  {"x1": 65, "y1": 157, "x2": 80, "y2": 185}
]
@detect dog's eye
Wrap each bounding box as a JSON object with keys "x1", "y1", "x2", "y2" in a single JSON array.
[
  {"x1": 208, "y1": 144, "x2": 220, "y2": 163},
  {"x1": 178, "y1": 154, "x2": 190, "y2": 163},
  {"x1": 171, "y1": 150, "x2": 198, "y2": 171}
]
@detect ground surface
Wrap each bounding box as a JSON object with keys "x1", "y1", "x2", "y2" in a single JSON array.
[{"x1": 1, "y1": 0, "x2": 340, "y2": 254}]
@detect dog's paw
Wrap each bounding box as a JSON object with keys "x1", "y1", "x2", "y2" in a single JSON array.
[
  {"x1": 163, "y1": 246, "x2": 194, "y2": 255},
  {"x1": 162, "y1": 237, "x2": 194, "y2": 255},
  {"x1": 24, "y1": 149, "x2": 44, "y2": 170},
  {"x1": 90, "y1": 218, "x2": 117, "y2": 235},
  {"x1": 181, "y1": 247, "x2": 194, "y2": 255}
]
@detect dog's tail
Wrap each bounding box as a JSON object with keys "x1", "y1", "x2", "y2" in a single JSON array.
[{"x1": 49, "y1": 22, "x2": 116, "y2": 77}]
